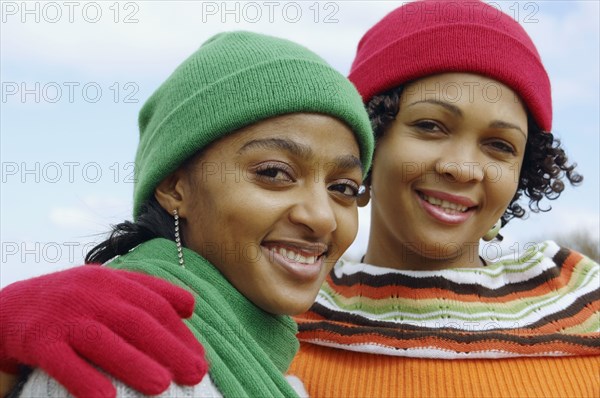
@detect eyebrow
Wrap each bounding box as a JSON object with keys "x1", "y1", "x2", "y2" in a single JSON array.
[
  {"x1": 407, "y1": 100, "x2": 526, "y2": 137},
  {"x1": 238, "y1": 137, "x2": 363, "y2": 172},
  {"x1": 238, "y1": 138, "x2": 313, "y2": 158},
  {"x1": 407, "y1": 99, "x2": 463, "y2": 117},
  {"x1": 330, "y1": 154, "x2": 363, "y2": 172},
  {"x1": 489, "y1": 120, "x2": 527, "y2": 138}
]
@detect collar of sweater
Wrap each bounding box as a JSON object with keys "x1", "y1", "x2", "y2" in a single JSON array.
[
  {"x1": 108, "y1": 238, "x2": 299, "y2": 373},
  {"x1": 295, "y1": 241, "x2": 600, "y2": 358}
]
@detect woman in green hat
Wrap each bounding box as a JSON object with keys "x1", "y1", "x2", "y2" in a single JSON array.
[{"x1": 0, "y1": 30, "x2": 373, "y2": 398}]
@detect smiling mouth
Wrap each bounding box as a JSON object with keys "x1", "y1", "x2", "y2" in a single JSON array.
[
  {"x1": 262, "y1": 243, "x2": 328, "y2": 265},
  {"x1": 417, "y1": 192, "x2": 474, "y2": 214},
  {"x1": 261, "y1": 243, "x2": 328, "y2": 281}
]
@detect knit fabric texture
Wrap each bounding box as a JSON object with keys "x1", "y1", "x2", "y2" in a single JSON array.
[
  {"x1": 348, "y1": 0, "x2": 552, "y2": 132},
  {"x1": 21, "y1": 369, "x2": 223, "y2": 398},
  {"x1": 107, "y1": 238, "x2": 300, "y2": 398},
  {"x1": 290, "y1": 241, "x2": 600, "y2": 397},
  {"x1": 134, "y1": 31, "x2": 374, "y2": 218},
  {"x1": 290, "y1": 344, "x2": 599, "y2": 397}
]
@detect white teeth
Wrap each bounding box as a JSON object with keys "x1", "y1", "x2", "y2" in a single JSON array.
[
  {"x1": 285, "y1": 249, "x2": 296, "y2": 261},
  {"x1": 271, "y1": 247, "x2": 318, "y2": 264},
  {"x1": 422, "y1": 194, "x2": 468, "y2": 213}
]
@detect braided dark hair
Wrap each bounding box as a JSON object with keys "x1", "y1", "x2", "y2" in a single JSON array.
[{"x1": 365, "y1": 86, "x2": 583, "y2": 226}]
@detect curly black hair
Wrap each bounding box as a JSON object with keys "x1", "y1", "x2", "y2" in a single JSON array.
[{"x1": 365, "y1": 85, "x2": 583, "y2": 227}]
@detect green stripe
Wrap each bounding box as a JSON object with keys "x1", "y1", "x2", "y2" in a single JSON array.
[{"x1": 453, "y1": 241, "x2": 550, "y2": 277}]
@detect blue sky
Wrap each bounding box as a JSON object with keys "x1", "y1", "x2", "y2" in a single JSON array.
[{"x1": 1, "y1": 1, "x2": 599, "y2": 287}]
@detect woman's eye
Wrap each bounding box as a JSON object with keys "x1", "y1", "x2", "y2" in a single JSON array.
[
  {"x1": 413, "y1": 120, "x2": 443, "y2": 132},
  {"x1": 255, "y1": 164, "x2": 294, "y2": 182},
  {"x1": 489, "y1": 140, "x2": 516, "y2": 155},
  {"x1": 329, "y1": 180, "x2": 359, "y2": 197}
]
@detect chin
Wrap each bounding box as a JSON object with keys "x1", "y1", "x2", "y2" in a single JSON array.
[
  {"x1": 263, "y1": 296, "x2": 315, "y2": 316},
  {"x1": 285, "y1": 303, "x2": 314, "y2": 316}
]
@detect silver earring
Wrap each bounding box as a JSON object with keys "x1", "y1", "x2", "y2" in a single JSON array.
[
  {"x1": 173, "y1": 209, "x2": 185, "y2": 268},
  {"x1": 482, "y1": 220, "x2": 502, "y2": 242}
]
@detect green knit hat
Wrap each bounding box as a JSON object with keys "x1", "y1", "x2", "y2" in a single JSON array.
[{"x1": 133, "y1": 31, "x2": 374, "y2": 219}]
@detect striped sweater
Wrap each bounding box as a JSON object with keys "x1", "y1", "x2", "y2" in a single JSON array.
[{"x1": 290, "y1": 241, "x2": 600, "y2": 397}]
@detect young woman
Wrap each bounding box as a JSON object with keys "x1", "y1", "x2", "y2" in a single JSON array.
[
  {"x1": 0, "y1": 30, "x2": 374, "y2": 397},
  {"x1": 288, "y1": 1, "x2": 600, "y2": 396},
  {"x1": 2, "y1": 1, "x2": 599, "y2": 397}
]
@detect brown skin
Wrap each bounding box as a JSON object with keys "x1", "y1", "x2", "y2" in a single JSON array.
[
  {"x1": 156, "y1": 113, "x2": 363, "y2": 315},
  {"x1": 364, "y1": 73, "x2": 528, "y2": 270},
  {"x1": 0, "y1": 372, "x2": 16, "y2": 397}
]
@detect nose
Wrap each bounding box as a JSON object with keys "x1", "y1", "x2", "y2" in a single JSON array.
[
  {"x1": 288, "y1": 184, "x2": 337, "y2": 236},
  {"x1": 435, "y1": 143, "x2": 485, "y2": 183}
]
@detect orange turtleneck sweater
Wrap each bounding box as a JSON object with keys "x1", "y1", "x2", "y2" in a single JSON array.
[{"x1": 289, "y1": 242, "x2": 600, "y2": 397}]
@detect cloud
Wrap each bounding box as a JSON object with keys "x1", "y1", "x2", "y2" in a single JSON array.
[
  {"x1": 1, "y1": 1, "x2": 402, "y2": 78},
  {"x1": 48, "y1": 194, "x2": 130, "y2": 231},
  {"x1": 49, "y1": 206, "x2": 93, "y2": 229},
  {"x1": 0, "y1": 255, "x2": 76, "y2": 288},
  {"x1": 523, "y1": 2, "x2": 600, "y2": 108}
]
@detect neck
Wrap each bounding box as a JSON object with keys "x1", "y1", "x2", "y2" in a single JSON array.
[{"x1": 364, "y1": 226, "x2": 484, "y2": 270}]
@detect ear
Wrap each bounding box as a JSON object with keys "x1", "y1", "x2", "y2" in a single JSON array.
[
  {"x1": 154, "y1": 169, "x2": 189, "y2": 217},
  {"x1": 357, "y1": 183, "x2": 371, "y2": 207}
]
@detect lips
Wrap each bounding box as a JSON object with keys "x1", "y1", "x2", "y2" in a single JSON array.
[
  {"x1": 261, "y1": 242, "x2": 328, "y2": 281},
  {"x1": 416, "y1": 189, "x2": 477, "y2": 224},
  {"x1": 420, "y1": 193, "x2": 469, "y2": 213}
]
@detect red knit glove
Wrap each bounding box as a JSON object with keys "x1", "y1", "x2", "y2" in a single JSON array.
[{"x1": 0, "y1": 265, "x2": 208, "y2": 397}]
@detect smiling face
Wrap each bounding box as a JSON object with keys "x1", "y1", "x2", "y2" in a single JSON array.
[
  {"x1": 365, "y1": 73, "x2": 528, "y2": 270},
  {"x1": 157, "y1": 113, "x2": 362, "y2": 315}
]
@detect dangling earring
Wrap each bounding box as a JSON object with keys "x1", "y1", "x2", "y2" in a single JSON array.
[
  {"x1": 173, "y1": 209, "x2": 185, "y2": 268},
  {"x1": 482, "y1": 220, "x2": 503, "y2": 242}
]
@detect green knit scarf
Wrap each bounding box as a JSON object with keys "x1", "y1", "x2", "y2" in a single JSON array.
[{"x1": 107, "y1": 238, "x2": 300, "y2": 397}]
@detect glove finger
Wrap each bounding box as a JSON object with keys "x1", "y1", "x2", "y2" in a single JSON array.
[
  {"x1": 116, "y1": 270, "x2": 196, "y2": 318},
  {"x1": 71, "y1": 322, "x2": 174, "y2": 396},
  {"x1": 93, "y1": 300, "x2": 207, "y2": 386},
  {"x1": 97, "y1": 273, "x2": 207, "y2": 364},
  {"x1": 36, "y1": 342, "x2": 116, "y2": 398}
]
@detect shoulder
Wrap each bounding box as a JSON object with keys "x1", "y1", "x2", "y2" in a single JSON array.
[
  {"x1": 491, "y1": 240, "x2": 599, "y2": 272},
  {"x1": 20, "y1": 368, "x2": 223, "y2": 398}
]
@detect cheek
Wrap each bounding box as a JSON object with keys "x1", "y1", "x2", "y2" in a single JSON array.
[
  {"x1": 488, "y1": 162, "x2": 521, "y2": 207},
  {"x1": 374, "y1": 137, "x2": 428, "y2": 182},
  {"x1": 371, "y1": 151, "x2": 399, "y2": 185},
  {"x1": 184, "y1": 185, "x2": 247, "y2": 252}
]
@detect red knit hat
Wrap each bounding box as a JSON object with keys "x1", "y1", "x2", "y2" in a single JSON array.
[{"x1": 349, "y1": 0, "x2": 552, "y2": 132}]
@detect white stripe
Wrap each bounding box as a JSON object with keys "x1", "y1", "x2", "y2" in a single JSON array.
[{"x1": 300, "y1": 339, "x2": 570, "y2": 359}]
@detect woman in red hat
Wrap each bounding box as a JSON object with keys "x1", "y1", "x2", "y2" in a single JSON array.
[{"x1": 288, "y1": 1, "x2": 599, "y2": 396}]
